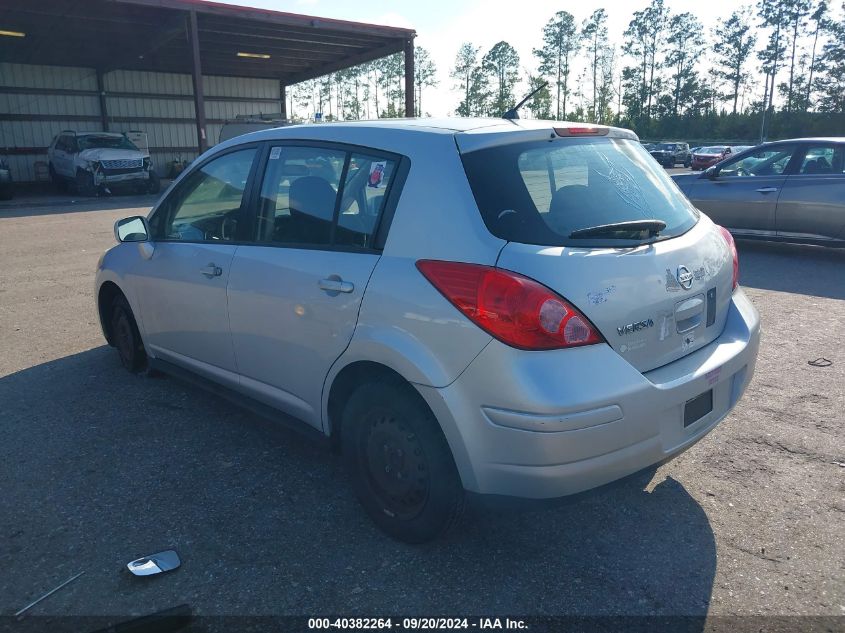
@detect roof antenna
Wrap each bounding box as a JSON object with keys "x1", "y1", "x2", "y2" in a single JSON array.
[{"x1": 502, "y1": 82, "x2": 548, "y2": 120}]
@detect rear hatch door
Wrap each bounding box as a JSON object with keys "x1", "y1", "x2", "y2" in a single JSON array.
[
  {"x1": 496, "y1": 220, "x2": 733, "y2": 372},
  {"x1": 458, "y1": 125, "x2": 735, "y2": 373}
]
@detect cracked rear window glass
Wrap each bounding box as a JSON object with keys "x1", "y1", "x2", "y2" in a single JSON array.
[{"x1": 460, "y1": 136, "x2": 698, "y2": 246}]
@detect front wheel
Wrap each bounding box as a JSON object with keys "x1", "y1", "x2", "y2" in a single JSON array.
[
  {"x1": 49, "y1": 163, "x2": 66, "y2": 191},
  {"x1": 75, "y1": 169, "x2": 96, "y2": 196},
  {"x1": 341, "y1": 379, "x2": 465, "y2": 543},
  {"x1": 110, "y1": 295, "x2": 147, "y2": 373},
  {"x1": 146, "y1": 170, "x2": 160, "y2": 195}
]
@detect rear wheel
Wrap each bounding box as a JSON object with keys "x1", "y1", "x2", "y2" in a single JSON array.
[
  {"x1": 341, "y1": 379, "x2": 465, "y2": 543},
  {"x1": 110, "y1": 295, "x2": 146, "y2": 373}
]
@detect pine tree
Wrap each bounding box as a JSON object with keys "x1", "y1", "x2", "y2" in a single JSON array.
[{"x1": 534, "y1": 11, "x2": 578, "y2": 119}]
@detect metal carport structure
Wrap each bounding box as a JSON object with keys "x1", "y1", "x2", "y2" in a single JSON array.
[{"x1": 0, "y1": 0, "x2": 416, "y2": 177}]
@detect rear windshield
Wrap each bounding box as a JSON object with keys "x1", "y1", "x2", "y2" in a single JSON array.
[
  {"x1": 699, "y1": 147, "x2": 726, "y2": 155},
  {"x1": 460, "y1": 136, "x2": 698, "y2": 247}
]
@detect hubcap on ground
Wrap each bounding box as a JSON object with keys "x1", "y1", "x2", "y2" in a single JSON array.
[{"x1": 362, "y1": 410, "x2": 429, "y2": 520}]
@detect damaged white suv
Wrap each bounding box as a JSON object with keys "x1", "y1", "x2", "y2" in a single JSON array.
[{"x1": 48, "y1": 131, "x2": 160, "y2": 196}]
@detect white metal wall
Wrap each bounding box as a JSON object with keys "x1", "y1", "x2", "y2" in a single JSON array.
[{"x1": 0, "y1": 63, "x2": 281, "y2": 181}]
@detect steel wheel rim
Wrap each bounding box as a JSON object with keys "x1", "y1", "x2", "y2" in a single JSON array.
[{"x1": 360, "y1": 408, "x2": 430, "y2": 521}]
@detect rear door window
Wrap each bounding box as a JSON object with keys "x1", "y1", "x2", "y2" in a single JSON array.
[
  {"x1": 255, "y1": 145, "x2": 398, "y2": 249},
  {"x1": 336, "y1": 153, "x2": 397, "y2": 248},
  {"x1": 257, "y1": 146, "x2": 346, "y2": 247},
  {"x1": 797, "y1": 145, "x2": 844, "y2": 174},
  {"x1": 461, "y1": 136, "x2": 698, "y2": 247}
]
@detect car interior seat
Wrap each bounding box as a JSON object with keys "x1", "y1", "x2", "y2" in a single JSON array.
[
  {"x1": 548, "y1": 184, "x2": 596, "y2": 235},
  {"x1": 804, "y1": 157, "x2": 832, "y2": 174},
  {"x1": 286, "y1": 176, "x2": 336, "y2": 243}
]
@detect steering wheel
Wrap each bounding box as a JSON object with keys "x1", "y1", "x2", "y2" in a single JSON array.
[{"x1": 735, "y1": 166, "x2": 752, "y2": 177}]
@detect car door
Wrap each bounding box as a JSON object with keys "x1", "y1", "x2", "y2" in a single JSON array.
[
  {"x1": 132, "y1": 145, "x2": 259, "y2": 386},
  {"x1": 53, "y1": 135, "x2": 74, "y2": 177},
  {"x1": 776, "y1": 143, "x2": 845, "y2": 241},
  {"x1": 226, "y1": 143, "x2": 404, "y2": 430},
  {"x1": 686, "y1": 144, "x2": 798, "y2": 233}
]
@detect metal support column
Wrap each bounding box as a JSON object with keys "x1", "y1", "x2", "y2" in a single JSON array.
[
  {"x1": 404, "y1": 38, "x2": 415, "y2": 118},
  {"x1": 187, "y1": 10, "x2": 207, "y2": 154},
  {"x1": 280, "y1": 83, "x2": 287, "y2": 120},
  {"x1": 96, "y1": 69, "x2": 109, "y2": 132}
]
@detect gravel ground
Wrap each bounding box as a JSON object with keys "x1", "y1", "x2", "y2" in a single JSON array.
[{"x1": 0, "y1": 198, "x2": 843, "y2": 623}]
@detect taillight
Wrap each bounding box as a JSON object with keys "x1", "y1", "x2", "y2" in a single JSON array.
[
  {"x1": 554, "y1": 126, "x2": 609, "y2": 137},
  {"x1": 718, "y1": 226, "x2": 739, "y2": 290},
  {"x1": 416, "y1": 260, "x2": 604, "y2": 350}
]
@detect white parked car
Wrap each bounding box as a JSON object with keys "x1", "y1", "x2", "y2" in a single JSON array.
[
  {"x1": 48, "y1": 131, "x2": 160, "y2": 195},
  {"x1": 97, "y1": 118, "x2": 760, "y2": 542}
]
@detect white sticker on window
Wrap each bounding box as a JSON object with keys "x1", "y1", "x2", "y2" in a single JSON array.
[
  {"x1": 269, "y1": 147, "x2": 281, "y2": 160},
  {"x1": 367, "y1": 161, "x2": 387, "y2": 188}
]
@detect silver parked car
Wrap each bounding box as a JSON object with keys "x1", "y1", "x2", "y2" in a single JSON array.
[
  {"x1": 673, "y1": 138, "x2": 845, "y2": 246},
  {"x1": 97, "y1": 118, "x2": 760, "y2": 542}
]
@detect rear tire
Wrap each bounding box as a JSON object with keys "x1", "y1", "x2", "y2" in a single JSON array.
[
  {"x1": 110, "y1": 294, "x2": 146, "y2": 373},
  {"x1": 341, "y1": 379, "x2": 465, "y2": 543}
]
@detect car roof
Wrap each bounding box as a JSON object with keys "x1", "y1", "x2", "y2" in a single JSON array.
[
  {"x1": 214, "y1": 117, "x2": 639, "y2": 156},
  {"x1": 764, "y1": 137, "x2": 845, "y2": 144},
  {"x1": 71, "y1": 131, "x2": 126, "y2": 137},
  {"x1": 236, "y1": 117, "x2": 637, "y2": 139}
]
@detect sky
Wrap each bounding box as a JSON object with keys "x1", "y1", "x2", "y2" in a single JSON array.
[{"x1": 222, "y1": 0, "x2": 766, "y2": 117}]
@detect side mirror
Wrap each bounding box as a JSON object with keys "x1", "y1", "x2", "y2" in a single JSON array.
[
  {"x1": 115, "y1": 216, "x2": 149, "y2": 242},
  {"x1": 704, "y1": 166, "x2": 718, "y2": 179}
]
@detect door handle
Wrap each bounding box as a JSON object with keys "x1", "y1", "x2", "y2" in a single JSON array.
[
  {"x1": 755, "y1": 187, "x2": 778, "y2": 193},
  {"x1": 200, "y1": 263, "x2": 222, "y2": 278},
  {"x1": 318, "y1": 278, "x2": 354, "y2": 293}
]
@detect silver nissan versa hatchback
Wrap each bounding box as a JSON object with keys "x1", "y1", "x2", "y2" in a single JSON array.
[{"x1": 97, "y1": 118, "x2": 761, "y2": 542}]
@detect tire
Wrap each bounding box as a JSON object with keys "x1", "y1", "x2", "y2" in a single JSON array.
[
  {"x1": 75, "y1": 169, "x2": 96, "y2": 196},
  {"x1": 110, "y1": 294, "x2": 147, "y2": 373},
  {"x1": 146, "y1": 170, "x2": 160, "y2": 195},
  {"x1": 341, "y1": 379, "x2": 465, "y2": 543},
  {"x1": 49, "y1": 163, "x2": 66, "y2": 191}
]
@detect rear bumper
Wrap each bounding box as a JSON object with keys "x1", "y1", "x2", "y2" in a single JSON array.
[{"x1": 418, "y1": 288, "x2": 760, "y2": 498}]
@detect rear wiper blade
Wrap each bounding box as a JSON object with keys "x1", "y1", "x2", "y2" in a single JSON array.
[{"x1": 569, "y1": 219, "x2": 667, "y2": 239}]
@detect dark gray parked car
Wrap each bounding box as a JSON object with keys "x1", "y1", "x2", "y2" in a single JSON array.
[
  {"x1": 650, "y1": 142, "x2": 691, "y2": 167},
  {"x1": 672, "y1": 138, "x2": 845, "y2": 246}
]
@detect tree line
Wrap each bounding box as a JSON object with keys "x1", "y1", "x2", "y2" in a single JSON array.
[
  {"x1": 286, "y1": 47, "x2": 437, "y2": 122},
  {"x1": 285, "y1": 1, "x2": 845, "y2": 141},
  {"x1": 448, "y1": 0, "x2": 845, "y2": 140}
]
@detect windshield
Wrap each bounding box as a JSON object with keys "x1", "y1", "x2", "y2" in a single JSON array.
[
  {"x1": 77, "y1": 135, "x2": 139, "y2": 151},
  {"x1": 699, "y1": 146, "x2": 726, "y2": 155},
  {"x1": 460, "y1": 136, "x2": 698, "y2": 247},
  {"x1": 656, "y1": 143, "x2": 675, "y2": 150}
]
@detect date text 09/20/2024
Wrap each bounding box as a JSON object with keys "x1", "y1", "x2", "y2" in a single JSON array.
[{"x1": 307, "y1": 618, "x2": 527, "y2": 630}]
